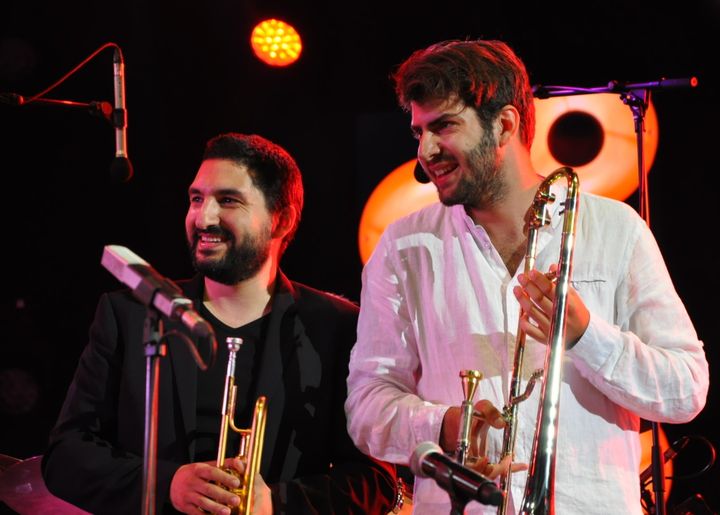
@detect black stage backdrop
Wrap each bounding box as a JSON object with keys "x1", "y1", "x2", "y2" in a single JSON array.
[{"x1": 1, "y1": 0, "x2": 718, "y2": 512}]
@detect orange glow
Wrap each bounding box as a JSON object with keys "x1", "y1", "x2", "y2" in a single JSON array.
[
  {"x1": 358, "y1": 160, "x2": 438, "y2": 264},
  {"x1": 250, "y1": 19, "x2": 302, "y2": 67},
  {"x1": 532, "y1": 93, "x2": 658, "y2": 200},
  {"x1": 358, "y1": 95, "x2": 660, "y2": 263}
]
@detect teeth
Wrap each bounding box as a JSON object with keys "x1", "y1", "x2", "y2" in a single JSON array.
[
  {"x1": 433, "y1": 165, "x2": 456, "y2": 177},
  {"x1": 200, "y1": 235, "x2": 222, "y2": 242}
]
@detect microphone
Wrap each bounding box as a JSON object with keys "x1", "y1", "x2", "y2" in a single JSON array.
[
  {"x1": 0, "y1": 92, "x2": 25, "y2": 105},
  {"x1": 101, "y1": 245, "x2": 213, "y2": 339},
  {"x1": 533, "y1": 76, "x2": 698, "y2": 99},
  {"x1": 0, "y1": 92, "x2": 112, "y2": 119},
  {"x1": 413, "y1": 160, "x2": 430, "y2": 184},
  {"x1": 110, "y1": 48, "x2": 133, "y2": 183},
  {"x1": 609, "y1": 77, "x2": 699, "y2": 92},
  {"x1": 410, "y1": 441, "x2": 503, "y2": 507},
  {"x1": 639, "y1": 436, "x2": 690, "y2": 484}
]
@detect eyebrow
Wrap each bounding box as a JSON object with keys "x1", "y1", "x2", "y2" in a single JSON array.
[
  {"x1": 410, "y1": 112, "x2": 461, "y2": 135},
  {"x1": 188, "y1": 187, "x2": 247, "y2": 198}
]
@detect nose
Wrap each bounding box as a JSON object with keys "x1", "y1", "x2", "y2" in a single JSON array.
[
  {"x1": 194, "y1": 198, "x2": 220, "y2": 229},
  {"x1": 418, "y1": 131, "x2": 440, "y2": 164}
]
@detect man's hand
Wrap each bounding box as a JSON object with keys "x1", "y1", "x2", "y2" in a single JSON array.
[
  {"x1": 440, "y1": 399, "x2": 504, "y2": 454},
  {"x1": 226, "y1": 458, "x2": 273, "y2": 515},
  {"x1": 170, "y1": 460, "x2": 240, "y2": 515},
  {"x1": 441, "y1": 400, "x2": 528, "y2": 478},
  {"x1": 513, "y1": 265, "x2": 590, "y2": 348},
  {"x1": 467, "y1": 453, "x2": 528, "y2": 479},
  {"x1": 170, "y1": 458, "x2": 273, "y2": 514}
]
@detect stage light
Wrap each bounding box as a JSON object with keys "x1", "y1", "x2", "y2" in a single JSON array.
[
  {"x1": 358, "y1": 159, "x2": 438, "y2": 264},
  {"x1": 251, "y1": 19, "x2": 302, "y2": 67},
  {"x1": 532, "y1": 93, "x2": 658, "y2": 200}
]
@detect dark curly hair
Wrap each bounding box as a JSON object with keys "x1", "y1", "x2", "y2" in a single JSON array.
[
  {"x1": 392, "y1": 39, "x2": 535, "y2": 149},
  {"x1": 202, "y1": 133, "x2": 304, "y2": 254}
]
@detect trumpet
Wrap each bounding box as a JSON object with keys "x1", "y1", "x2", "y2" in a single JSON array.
[
  {"x1": 455, "y1": 370, "x2": 483, "y2": 465},
  {"x1": 498, "y1": 167, "x2": 579, "y2": 515},
  {"x1": 217, "y1": 337, "x2": 268, "y2": 515}
]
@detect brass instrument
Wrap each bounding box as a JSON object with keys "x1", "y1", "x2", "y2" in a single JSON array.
[
  {"x1": 498, "y1": 167, "x2": 580, "y2": 515},
  {"x1": 217, "y1": 337, "x2": 268, "y2": 515},
  {"x1": 455, "y1": 370, "x2": 483, "y2": 465}
]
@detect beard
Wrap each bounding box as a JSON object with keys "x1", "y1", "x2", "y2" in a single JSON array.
[
  {"x1": 188, "y1": 224, "x2": 271, "y2": 285},
  {"x1": 439, "y1": 129, "x2": 507, "y2": 210}
]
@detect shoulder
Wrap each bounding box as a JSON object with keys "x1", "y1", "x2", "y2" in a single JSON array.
[
  {"x1": 385, "y1": 201, "x2": 452, "y2": 234},
  {"x1": 571, "y1": 193, "x2": 653, "y2": 274},
  {"x1": 291, "y1": 280, "x2": 359, "y2": 317},
  {"x1": 374, "y1": 202, "x2": 460, "y2": 257},
  {"x1": 287, "y1": 280, "x2": 360, "y2": 348},
  {"x1": 578, "y1": 192, "x2": 645, "y2": 237},
  {"x1": 580, "y1": 191, "x2": 639, "y2": 218}
]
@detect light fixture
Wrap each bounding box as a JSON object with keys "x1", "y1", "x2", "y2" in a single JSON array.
[{"x1": 250, "y1": 19, "x2": 302, "y2": 67}]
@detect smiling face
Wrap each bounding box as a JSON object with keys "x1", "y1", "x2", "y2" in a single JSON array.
[
  {"x1": 411, "y1": 96, "x2": 507, "y2": 210},
  {"x1": 185, "y1": 158, "x2": 275, "y2": 285}
]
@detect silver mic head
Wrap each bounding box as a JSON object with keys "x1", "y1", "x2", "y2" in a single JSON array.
[{"x1": 409, "y1": 441, "x2": 443, "y2": 478}]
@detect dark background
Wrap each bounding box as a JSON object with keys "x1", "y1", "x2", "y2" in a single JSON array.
[{"x1": 1, "y1": 0, "x2": 718, "y2": 512}]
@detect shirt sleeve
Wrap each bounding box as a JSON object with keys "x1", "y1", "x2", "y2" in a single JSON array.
[
  {"x1": 345, "y1": 230, "x2": 450, "y2": 465},
  {"x1": 567, "y1": 217, "x2": 709, "y2": 423}
]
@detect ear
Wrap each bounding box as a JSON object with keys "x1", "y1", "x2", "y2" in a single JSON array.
[
  {"x1": 496, "y1": 105, "x2": 520, "y2": 147},
  {"x1": 271, "y1": 205, "x2": 298, "y2": 241}
]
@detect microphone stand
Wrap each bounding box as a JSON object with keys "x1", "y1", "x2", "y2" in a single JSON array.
[
  {"x1": 0, "y1": 42, "x2": 120, "y2": 120},
  {"x1": 0, "y1": 93, "x2": 113, "y2": 120},
  {"x1": 622, "y1": 86, "x2": 665, "y2": 515},
  {"x1": 532, "y1": 76, "x2": 698, "y2": 515},
  {"x1": 142, "y1": 309, "x2": 166, "y2": 515},
  {"x1": 100, "y1": 244, "x2": 218, "y2": 514},
  {"x1": 432, "y1": 461, "x2": 473, "y2": 515}
]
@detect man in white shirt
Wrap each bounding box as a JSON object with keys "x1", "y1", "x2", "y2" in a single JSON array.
[{"x1": 345, "y1": 39, "x2": 708, "y2": 514}]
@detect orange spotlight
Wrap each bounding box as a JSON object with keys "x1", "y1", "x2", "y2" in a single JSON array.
[
  {"x1": 358, "y1": 160, "x2": 438, "y2": 264},
  {"x1": 250, "y1": 19, "x2": 302, "y2": 67},
  {"x1": 532, "y1": 93, "x2": 659, "y2": 200}
]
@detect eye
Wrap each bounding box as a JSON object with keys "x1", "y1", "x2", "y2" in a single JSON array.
[
  {"x1": 219, "y1": 196, "x2": 241, "y2": 205},
  {"x1": 189, "y1": 194, "x2": 202, "y2": 204}
]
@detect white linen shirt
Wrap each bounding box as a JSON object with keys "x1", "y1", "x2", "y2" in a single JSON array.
[{"x1": 345, "y1": 189, "x2": 708, "y2": 514}]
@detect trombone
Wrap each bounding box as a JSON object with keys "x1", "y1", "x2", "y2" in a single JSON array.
[
  {"x1": 217, "y1": 337, "x2": 268, "y2": 515},
  {"x1": 498, "y1": 167, "x2": 580, "y2": 514}
]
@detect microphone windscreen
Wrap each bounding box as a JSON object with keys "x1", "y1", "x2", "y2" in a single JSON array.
[
  {"x1": 410, "y1": 441, "x2": 442, "y2": 477},
  {"x1": 110, "y1": 156, "x2": 134, "y2": 183},
  {"x1": 413, "y1": 161, "x2": 431, "y2": 184}
]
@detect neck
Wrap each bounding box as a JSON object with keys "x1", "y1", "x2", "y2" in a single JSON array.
[
  {"x1": 203, "y1": 255, "x2": 279, "y2": 328},
  {"x1": 467, "y1": 153, "x2": 542, "y2": 241},
  {"x1": 466, "y1": 151, "x2": 543, "y2": 275}
]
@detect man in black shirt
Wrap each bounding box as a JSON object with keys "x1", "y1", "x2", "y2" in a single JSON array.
[{"x1": 42, "y1": 133, "x2": 397, "y2": 514}]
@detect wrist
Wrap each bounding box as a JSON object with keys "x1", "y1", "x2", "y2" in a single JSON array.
[{"x1": 439, "y1": 406, "x2": 459, "y2": 452}]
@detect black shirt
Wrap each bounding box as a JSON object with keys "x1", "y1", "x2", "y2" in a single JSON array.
[{"x1": 192, "y1": 306, "x2": 270, "y2": 462}]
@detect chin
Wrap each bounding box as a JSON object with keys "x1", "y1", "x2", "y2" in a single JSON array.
[{"x1": 438, "y1": 190, "x2": 460, "y2": 206}]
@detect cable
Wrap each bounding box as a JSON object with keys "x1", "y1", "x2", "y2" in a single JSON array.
[{"x1": 22, "y1": 42, "x2": 120, "y2": 105}]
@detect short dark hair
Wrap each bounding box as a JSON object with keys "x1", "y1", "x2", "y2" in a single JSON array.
[
  {"x1": 202, "y1": 133, "x2": 304, "y2": 254},
  {"x1": 392, "y1": 39, "x2": 535, "y2": 148}
]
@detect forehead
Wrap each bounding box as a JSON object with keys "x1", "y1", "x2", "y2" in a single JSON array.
[
  {"x1": 191, "y1": 158, "x2": 257, "y2": 192},
  {"x1": 189, "y1": 158, "x2": 269, "y2": 210}
]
